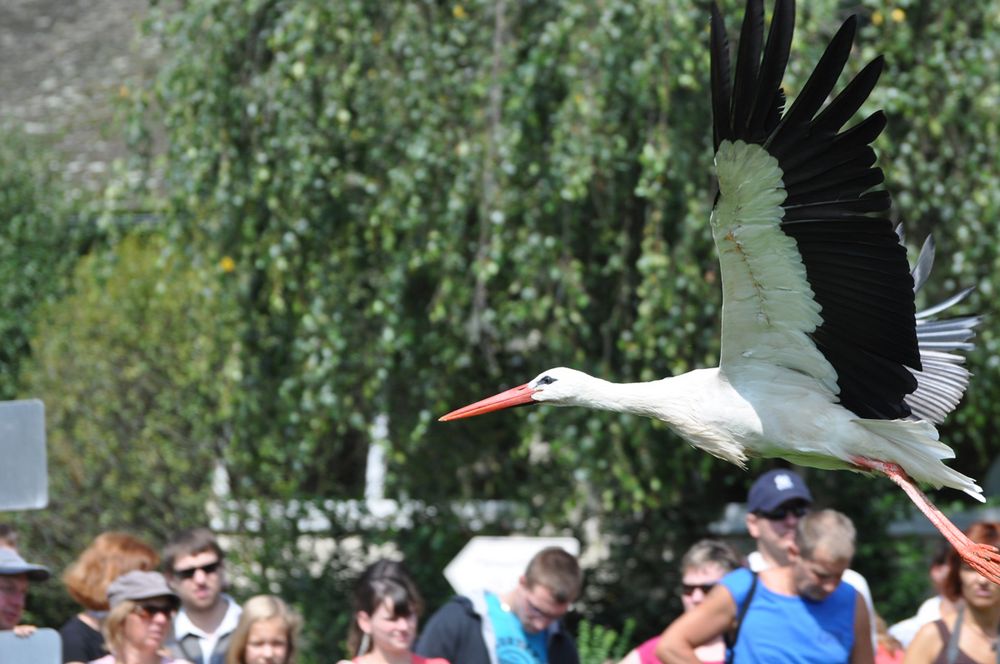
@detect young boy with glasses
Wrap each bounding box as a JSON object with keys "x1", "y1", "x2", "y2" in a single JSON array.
[
  {"x1": 415, "y1": 546, "x2": 582, "y2": 664},
  {"x1": 163, "y1": 527, "x2": 243, "y2": 664}
]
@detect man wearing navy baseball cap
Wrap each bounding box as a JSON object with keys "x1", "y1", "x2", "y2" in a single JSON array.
[
  {"x1": 745, "y1": 468, "x2": 877, "y2": 650},
  {"x1": 745, "y1": 468, "x2": 813, "y2": 570},
  {"x1": 0, "y1": 547, "x2": 50, "y2": 635}
]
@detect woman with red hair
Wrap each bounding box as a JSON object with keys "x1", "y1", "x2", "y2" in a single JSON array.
[
  {"x1": 904, "y1": 522, "x2": 1000, "y2": 664},
  {"x1": 60, "y1": 532, "x2": 160, "y2": 664}
]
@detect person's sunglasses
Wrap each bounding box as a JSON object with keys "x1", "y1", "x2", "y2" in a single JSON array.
[
  {"x1": 173, "y1": 560, "x2": 221, "y2": 580},
  {"x1": 755, "y1": 504, "x2": 809, "y2": 521},
  {"x1": 133, "y1": 603, "x2": 175, "y2": 619},
  {"x1": 524, "y1": 596, "x2": 566, "y2": 622},
  {"x1": 681, "y1": 582, "x2": 716, "y2": 596}
]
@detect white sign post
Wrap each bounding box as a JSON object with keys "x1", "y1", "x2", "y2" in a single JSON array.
[
  {"x1": 444, "y1": 536, "x2": 580, "y2": 596},
  {"x1": 0, "y1": 399, "x2": 47, "y2": 511}
]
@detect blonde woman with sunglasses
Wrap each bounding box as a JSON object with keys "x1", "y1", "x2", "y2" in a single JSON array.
[
  {"x1": 618, "y1": 540, "x2": 743, "y2": 664},
  {"x1": 87, "y1": 571, "x2": 189, "y2": 664}
]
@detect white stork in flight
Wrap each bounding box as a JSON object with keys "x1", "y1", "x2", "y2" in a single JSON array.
[{"x1": 440, "y1": 0, "x2": 1000, "y2": 582}]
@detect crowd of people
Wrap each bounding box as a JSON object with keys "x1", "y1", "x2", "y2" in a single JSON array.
[
  {"x1": 1, "y1": 526, "x2": 298, "y2": 664},
  {"x1": 2, "y1": 469, "x2": 999, "y2": 664}
]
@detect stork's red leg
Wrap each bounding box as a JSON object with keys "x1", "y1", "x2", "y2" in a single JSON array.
[{"x1": 851, "y1": 456, "x2": 1000, "y2": 586}]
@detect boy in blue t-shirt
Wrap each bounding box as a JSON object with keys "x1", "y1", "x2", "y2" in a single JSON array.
[{"x1": 657, "y1": 509, "x2": 874, "y2": 664}]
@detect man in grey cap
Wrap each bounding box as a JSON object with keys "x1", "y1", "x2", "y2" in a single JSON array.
[{"x1": 0, "y1": 547, "x2": 50, "y2": 634}]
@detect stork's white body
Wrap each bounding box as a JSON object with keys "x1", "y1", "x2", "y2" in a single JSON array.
[{"x1": 537, "y1": 365, "x2": 979, "y2": 502}]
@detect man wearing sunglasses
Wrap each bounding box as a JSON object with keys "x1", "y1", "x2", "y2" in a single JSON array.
[
  {"x1": 163, "y1": 527, "x2": 242, "y2": 664},
  {"x1": 745, "y1": 469, "x2": 877, "y2": 651},
  {"x1": 416, "y1": 546, "x2": 583, "y2": 664}
]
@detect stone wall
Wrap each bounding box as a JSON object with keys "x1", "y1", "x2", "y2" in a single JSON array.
[{"x1": 0, "y1": 0, "x2": 155, "y2": 187}]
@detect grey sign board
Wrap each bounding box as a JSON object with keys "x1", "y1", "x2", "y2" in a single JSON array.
[
  {"x1": 0, "y1": 628, "x2": 60, "y2": 663},
  {"x1": 0, "y1": 399, "x2": 47, "y2": 511}
]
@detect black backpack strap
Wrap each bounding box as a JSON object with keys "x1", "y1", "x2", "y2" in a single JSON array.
[{"x1": 724, "y1": 571, "x2": 758, "y2": 664}]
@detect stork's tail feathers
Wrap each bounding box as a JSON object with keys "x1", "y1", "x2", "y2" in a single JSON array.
[
  {"x1": 857, "y1": 418, "x2": 985, "y2": 502},
  {"x1": 901, "y1": 232, "x2": 982, "y2": 423}
]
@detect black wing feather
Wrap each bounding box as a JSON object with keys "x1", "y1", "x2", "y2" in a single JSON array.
[
  {"x1": 730, "y1": 0, "x2": 765, "y2": 137},
  {"x1": 747, "y1": 0, "x2": 794, "y2": 139},
  {"x1": 784, "y1": 169, "x2": 885, "y2": 205},
  {"x1": 768, "y1": 16, "x2": 858, "y2": 156},
  {"x1": 710, "y1": 4, "x2": 734, "y2": 150},
  {"x1": 811, "y1": 57, "x2": 885, "y2": 136},
  {"x1": 783, "y1": 141, "x2": 880, "y2": 189}
]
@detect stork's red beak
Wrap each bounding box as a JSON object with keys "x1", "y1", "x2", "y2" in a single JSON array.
[{"x1": 439, "y1": 383, "x2": 536, "y2": 421}]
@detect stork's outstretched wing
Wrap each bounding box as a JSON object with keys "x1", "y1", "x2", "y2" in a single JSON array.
[{"x1": 710, "y1": 0, "x2": 926, "y2": 420}]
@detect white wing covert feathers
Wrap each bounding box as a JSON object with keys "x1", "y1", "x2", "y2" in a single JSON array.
[{"x1": 712, "y1": 140, "x2": 839, "y2": 397}]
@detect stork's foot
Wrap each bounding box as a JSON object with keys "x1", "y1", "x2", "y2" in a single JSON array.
[
  {"x1": 958, "y1": 542, "x2": 1000, "y2": 586},
  {"x1": 851, "y1": 455, "x2": 1000, "y2": 586}
]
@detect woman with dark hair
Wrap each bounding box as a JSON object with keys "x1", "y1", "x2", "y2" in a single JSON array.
[
  {"x1": 336, "y1": 559, "x2": 448, "y2": 664},
  {"x1": 904, "y1": 522, "x2": 1000, "y2": 664}
]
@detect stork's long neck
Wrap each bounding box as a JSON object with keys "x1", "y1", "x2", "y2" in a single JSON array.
[
  {"x1": 566, "y1": 368, "x2": 751, "y2": 467},
  {"x1": 566, "y1": 371, "x2": 700, "y2": 427}
]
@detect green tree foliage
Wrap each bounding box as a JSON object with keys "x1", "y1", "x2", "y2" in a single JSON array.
[
  {"x1": 576, "y1": 618, "x2": 636, "y2": 664},
  {"x1": 11, "y1": 234, "x2": 235, "y2": 626},
  {"x1": 0, "y1": 133, "x2": 88, "y2": 399}
]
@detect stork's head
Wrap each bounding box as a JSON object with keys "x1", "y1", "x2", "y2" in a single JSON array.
[{"x1": 438, "y1": 367, "x2": 586, "y2": 421}]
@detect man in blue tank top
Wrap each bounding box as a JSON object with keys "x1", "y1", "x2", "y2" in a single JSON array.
[{"x1": 657, "y1": 510, "x2": 874, "y2": 664}]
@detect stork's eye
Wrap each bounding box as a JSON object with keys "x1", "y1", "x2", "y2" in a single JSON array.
[{"x1": 537, "y1": 376, "x2": 557, "y2": 386}]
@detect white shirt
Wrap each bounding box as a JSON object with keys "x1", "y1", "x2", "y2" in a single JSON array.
[
  {"x1": 173, "y1": 595, "x2": 242, "y2": 663},
  {"x1": 888, "y1": 595, "x2": 943, "y2": 648},
  {"x1": 747, "y1": 550, "x2": 878, "y2": 651}
]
